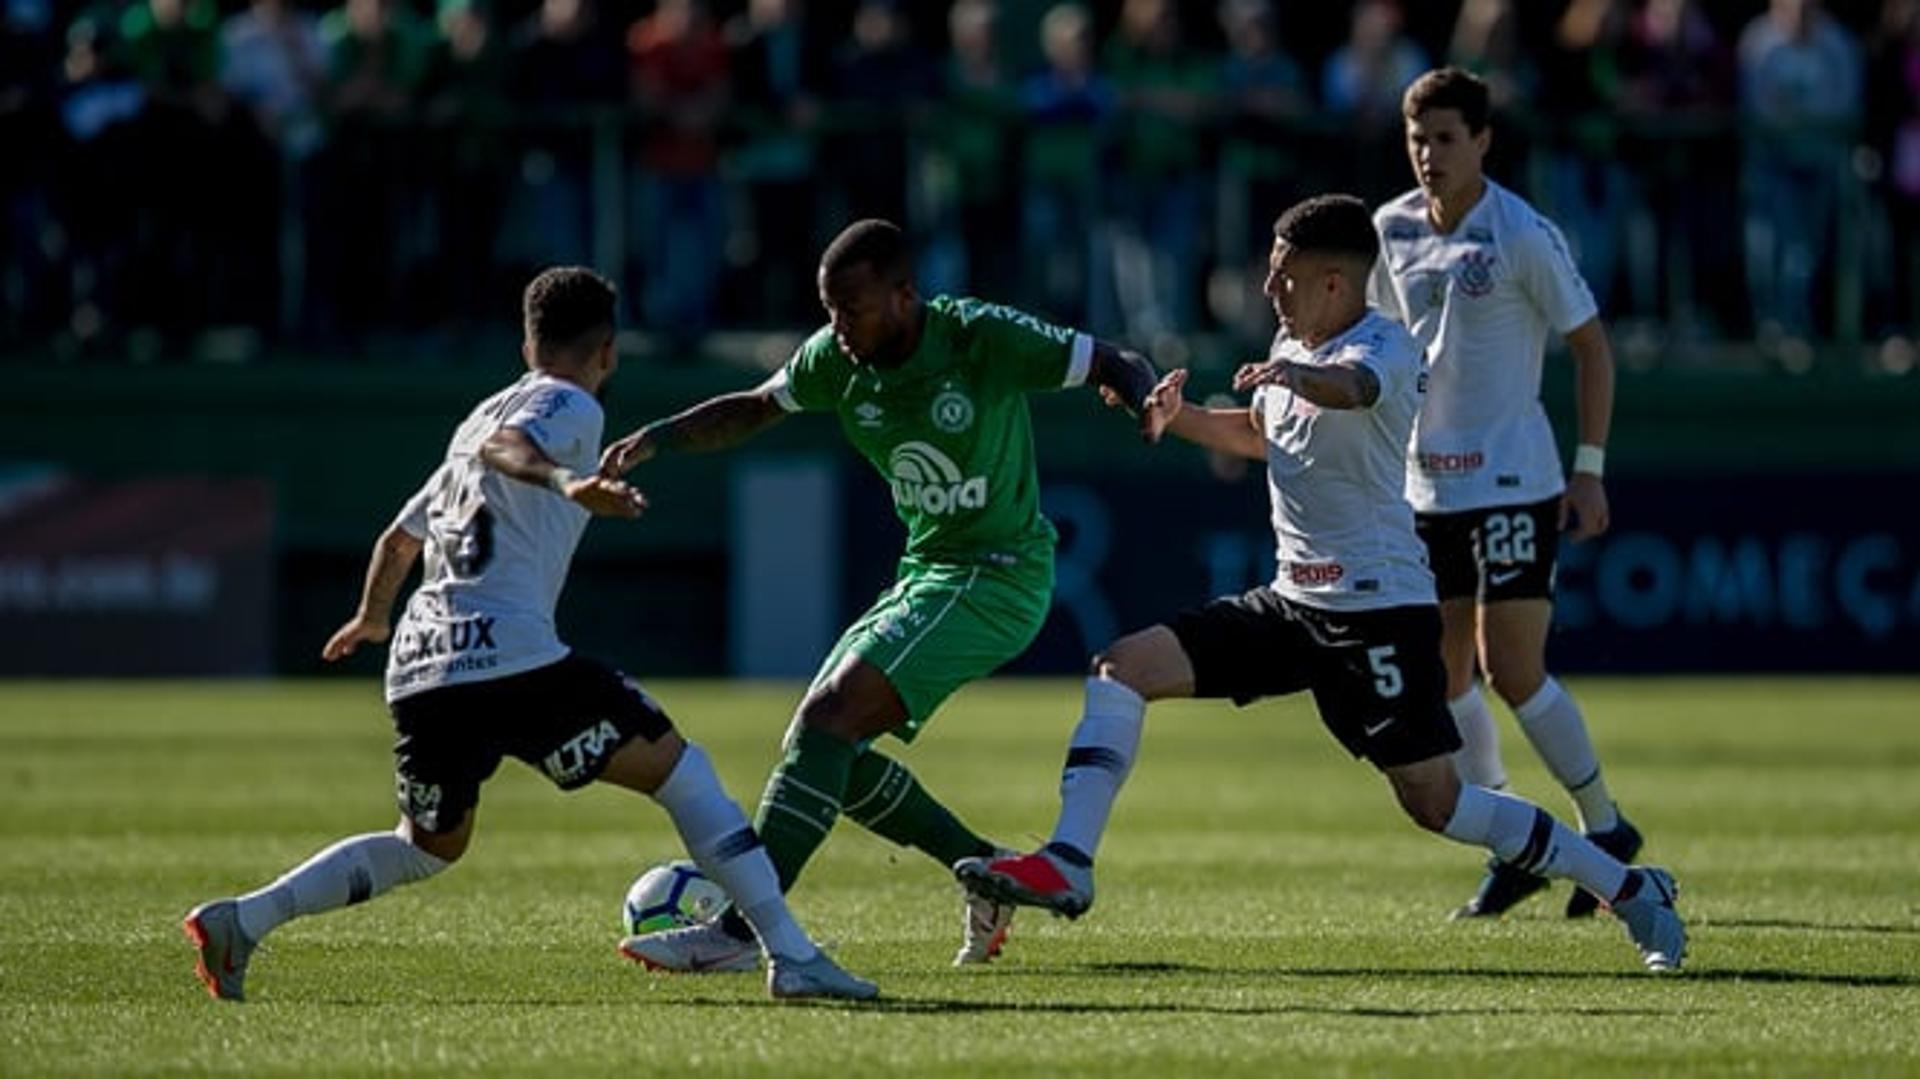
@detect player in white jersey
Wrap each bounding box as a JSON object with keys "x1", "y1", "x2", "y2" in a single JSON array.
[
  {"x1": 1370, "y1": 67, "x2": 1646, "y2": 920},
  {"x1": 181, "y1": 268, "x2": 875, "y2": 1003},
  {"x1": 959, "y1": 196, "x2": 1685, "y2": 972}
]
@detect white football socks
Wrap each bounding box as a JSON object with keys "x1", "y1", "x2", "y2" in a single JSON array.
[
  {"x1": 234, "y1": 828, "x2": 449, "y2": 942},
  {"x1": 1443, "y1": 784, "x2": 1627, "y2": 901},
  {"x1": 651, "y1": 742, "x2": 815, "y2": 962},
  {"x1": 1513, "y1": 677, "x2": 1618, "y2": 832},
  {"x1": 1050, "y1": 677, "x2": 1147, "y2": 862},
  {"x1": 1447, "y1": 686, "x2": 1507, "y2": 789}
]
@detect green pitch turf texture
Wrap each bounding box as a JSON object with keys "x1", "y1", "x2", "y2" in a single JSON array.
[{"x1": 3, "y1": 678, "x2": 1917, "y2": 1077}]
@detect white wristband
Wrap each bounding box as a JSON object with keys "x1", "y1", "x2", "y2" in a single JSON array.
[
  {"x1": 545, "y1": 467, "x2": 580, "y2": 494},
  {"x1": 1571, "y1": 444, "x2": 1606, "y2": 478}
]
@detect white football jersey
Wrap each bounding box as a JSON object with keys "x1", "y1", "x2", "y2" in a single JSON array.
[
  {"x1": 1370, "y1": 179, "x2": 1598, "y2": 513},
  {"x1": 385, "y1": 373, "x2": 603, "y2": 701},
  {"x1": 1254, "y1": 309, "x2": 1435, "y2": 612}
]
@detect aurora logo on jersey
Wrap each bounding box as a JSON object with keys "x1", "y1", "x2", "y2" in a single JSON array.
[{"x1": 888, "y1": 441, "x2": 986, "y2": 516}]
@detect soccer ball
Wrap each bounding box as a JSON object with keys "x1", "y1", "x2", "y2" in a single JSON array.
[{"x1": 621, "y1": 860, "x2": 730, "y2": 936}]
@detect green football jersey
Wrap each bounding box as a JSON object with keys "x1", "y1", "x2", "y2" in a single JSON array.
[{"x1": 771, "y1": 295, "x2": 1092, "y2": 566}]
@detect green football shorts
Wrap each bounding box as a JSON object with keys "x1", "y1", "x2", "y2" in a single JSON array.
[{"x1": 810, "y1": 554, "x2": 1054, "y2": 739}]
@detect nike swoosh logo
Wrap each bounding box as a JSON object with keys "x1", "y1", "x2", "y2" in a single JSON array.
[
  {"x1": 1363, "y1": 718, "x2": 1393, "y2": 737},
  {"x1": 1488, "y1": 569, "x2": 1524, "y2": 586}
]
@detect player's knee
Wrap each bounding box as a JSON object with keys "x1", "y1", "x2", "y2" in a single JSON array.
[
  {"x1": 1483, "y1": 658, "x2": 1544, "y2": 707},
  {"x1": 1398, "y1": 789, "x2": 1455, "y2": 833},
  {"x1": 1090, "y1": 636, "x2": 1157, "y2": 697},
  {"x1": 399, "y1": 814, "x2": 471, "y2": 863},
  {"x1": 795, "y1": 690, "x2": 868, "y2": 743}
]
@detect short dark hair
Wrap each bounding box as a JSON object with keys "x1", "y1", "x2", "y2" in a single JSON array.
[
  {"x1": 1402, "y1": 66, "x2": 1491, "y2": 133},
  {"x1": 1272, "y1": 194, "x2": 1378, "y2": 268},
  {"x1": 820, "y1": 219, "x2": 912, "y2": 283},
  {"x1": 522, "y1": 266, "x2": 616, "y2": 354}
]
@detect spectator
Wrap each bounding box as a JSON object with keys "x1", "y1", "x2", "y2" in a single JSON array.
[
  {"x1": 1, "y1": 0, "x2": 61, "y2": 341},
  {"x1": 220, "y1": 0, "x2": 327, "y2": 160},
  {"x1": 825, "y1": 0, "x2": 935, "y2": 226},
  {"x1": 1101, "y1": 0, "x2": 1217, "y2": 339},
  {"x1": 723, "y1": 0, "x2": 827, "y2": 326},
  {"x1": 1447, "y1": 0, "x2": 1531, "y2": 112},
  {"x1": 920, "y1": 0, "x2": 1019, "y2": 299},
  {"x1": 220, "y1": 0, "x2": 328, "y2": 336},
  {"x1": 1621, "y1": 0, "x2": 1738, "y2": 335},
  {"x1": 1019, "y1": 1, "x2": 1114, "y2": 327},
  {"x1": 1865, "y1": 0, "x2": 1920, "y2": 338},
  {"x1": 1738, "y1": 0, "x2": 1863, "y2": 344},
  {"x1": 316, "y1": 0, "x2": 437, "y2": 338},
  {"x1": 627, "y1": 0, "x2": 729, "y2": 341},
  {"x1": 502, "y1": 0, "x2": 623, "y2": 271},
  {"x1": 1214, "y1": 0, "x2": 1307, "y2": 341},
  {"x1": 119, "y1": 0, "x2": 235, "y2": 343},
  {"x1": 57, "y1": 6, "x2": 146, "y2": 350},
  {"x1": 1321, "y1": 0, "x2": 1428, "y2": 125},
  {"x1": 1321, "y1": 0, "x2": 1428, "y2": 200},
  {"x1": 419, "y1": 0, "x2": 511, "y2": 329},
  {"x1": 1537, "y1": 0, "x2": 1636, "y2": 313}
]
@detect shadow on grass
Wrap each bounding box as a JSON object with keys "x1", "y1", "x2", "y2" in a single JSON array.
[
  {"x1": 667, "y1": 996, "x2": 1689, "y2": 1019},
  {"x1": 1698, "y1": 917, "x2": 1920, "y2": 937},
  {"x1": 1038, "y1": 960, "x2": 1918, "y2": 990}
]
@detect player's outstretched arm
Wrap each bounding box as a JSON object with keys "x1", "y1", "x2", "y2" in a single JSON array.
[
  {"x1": 1231, "y1": 359, "x2": 1379, "y2": 411},
  {"x1": 322, "y1": 524, "x2": 422, "y2": 661},
  {"x1": 1150, "y1": 369, "x2": 1267, "y2": 460},
  {"x1": 599, "y1": 386, "x2": 788, "y2": 476},
  {"x1": 1087, "y1": 341, "x2": 1160, "y2": 439},
  {"x1": 482, "y1": 427, "x2": 648, "y2": 518}
]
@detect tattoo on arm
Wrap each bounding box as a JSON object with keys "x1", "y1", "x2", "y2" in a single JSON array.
[
  {"x1": 1285, "y1": 362, "x2": 1379, "y2": 410},
  {"x1": 1088, "y1": 343, "x2": 1158, "y2": 413},
  {"x1": 643, "y1": 392, "x2": 786, "y2": 454}
]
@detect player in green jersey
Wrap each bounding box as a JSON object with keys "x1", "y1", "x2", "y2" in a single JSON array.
[{"x1": 600, "y1": 219, "x2": 1161, "y2": 971}]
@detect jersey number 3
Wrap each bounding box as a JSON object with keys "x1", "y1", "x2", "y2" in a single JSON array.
[{"x1": 435, "y1": 461, "x2": 495, "y2": 578}]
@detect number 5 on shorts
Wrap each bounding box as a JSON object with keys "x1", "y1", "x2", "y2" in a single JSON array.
[{"x1": 1367, "y1": 645, "x2": 1403, "y2": 699}]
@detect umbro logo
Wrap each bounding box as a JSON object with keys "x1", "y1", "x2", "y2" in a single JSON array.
[{"x1": 854, "y1": 402, "x2": 885, "y2": 428}]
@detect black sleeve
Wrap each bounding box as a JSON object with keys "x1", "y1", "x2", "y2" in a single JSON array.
[{"x1": 1087, "y1": 341, "x2": 1159, "y2": 414}]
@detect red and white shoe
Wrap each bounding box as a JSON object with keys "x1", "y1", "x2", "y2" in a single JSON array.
[{"x1": 954, "y1": 848, "x2": 1095, "y2": 920}]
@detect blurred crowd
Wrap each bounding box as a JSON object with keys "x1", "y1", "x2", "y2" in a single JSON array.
[{"x1": 1, "y1": 0, "x2": 1916, "y2": 361}]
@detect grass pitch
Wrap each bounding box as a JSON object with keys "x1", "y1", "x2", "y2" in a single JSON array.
[{"x1": 2, "y1": 677, "x2": 1917, "y2": 1076}]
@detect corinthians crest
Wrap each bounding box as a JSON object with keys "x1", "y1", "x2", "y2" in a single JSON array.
[
  {"x1": 931, "y1": 388, "x2": 974, "y2": 433},
  {"x1": 1455, "y1": 250, "x2": 1497, "y2": 298}
]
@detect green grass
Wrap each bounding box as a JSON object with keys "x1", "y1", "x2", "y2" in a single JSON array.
[{"x1": 3, "y1": 677, "x2": 1918, "y2": 1076}]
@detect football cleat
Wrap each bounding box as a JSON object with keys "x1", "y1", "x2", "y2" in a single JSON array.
[
  {"x1": 1610, "y1": 866, "x2": 1686, "y2": 972},
  {"x1": 955, "y1": 849, "x2": 1094, "y2": 920},
  {"x1": 183, "y1": 899, "x2": 257, "y2": 1002},
  {"x1": 618, "y1": 920, "x2": 760, "y2": 973},
  {"x1": 767, "y1": 950, "x2": 880, "y2": 1002},
  {"x1": 1566, "y1": 815, "x2": 1644, "y2": 918},
  {"x1": 953, "y1": 849, "x2": 1016, "y2": 966},
  {"x1": 1449, "y1": 857, "x2": 1549, "y2": 920}
]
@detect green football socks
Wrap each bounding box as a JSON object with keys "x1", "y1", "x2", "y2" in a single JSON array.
[{"x1": 842, "y1": 749, "x2": 996, "y2": 867}]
